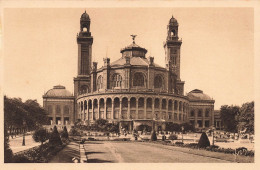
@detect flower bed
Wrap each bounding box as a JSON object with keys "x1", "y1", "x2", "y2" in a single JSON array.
[
  {"x1": 157, "y1": 141, "x2": 254, "y2": 157},
  {"x1": 13, "y1": 141, "x2": 69, "y2": 163}
]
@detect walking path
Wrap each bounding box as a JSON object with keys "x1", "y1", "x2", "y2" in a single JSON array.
[
  {"x1": 9, "y1": 135, "x2": 41, "y2": 154},
  {"x1": 49, "y1": 142, "x2": 80, "y2": 163}
]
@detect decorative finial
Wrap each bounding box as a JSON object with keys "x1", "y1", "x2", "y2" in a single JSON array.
[{"x1": 130, "y1": 34, "x2": 137, "y2": 44}]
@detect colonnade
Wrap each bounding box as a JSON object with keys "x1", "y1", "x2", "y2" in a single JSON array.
[{"x1": 77, "y1": 96, "x2": 189, "y2": 123}]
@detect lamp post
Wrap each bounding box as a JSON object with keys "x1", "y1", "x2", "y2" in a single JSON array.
[
  {"x1": 22, "y1": 120, "x2": 26, "y2": 146},
  {"x1": 181, "y1": 126, "x2": 184, "y2": 143}
]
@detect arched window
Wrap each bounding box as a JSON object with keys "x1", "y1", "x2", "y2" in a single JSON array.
[
  {"x1": 133, "y1": 72, "x2": 145, "y2": 87},
  {"x1": 190, "y1": 110, "x2": 195, "y2": 117},
  {"x1": 171, "y1": 29, "x2": 176, "y2": 36},
  {"x1": 112, "y1": 74, "x2": 122, "y2": 88},
  {"x1": 205, "y1": 109, "x2": 210, "y2": 117},
  {"x1": 56, "y1": 105, "x2": 61, "y2": 114},
  {"x1": 97, "y1": 75, "x2": 103, "y2": 90},
  {"x1": 83, "y1": 27, "x2": 88, "y2": 32},
  {"x1": 154, "y1": 75, "x2": 163, "y2": 88},
  {"x1": 198, "y1": 109, "x2": 202, "y2": 117},
  {"x1": 80, "y1": 85, "x2": 89, "y2": 94},
  {"x1": 64, "y1": 105, "x2": 69, "y2": 115},
  {"x1": 48, "y1": 105, "x2": 52, "y2": 114}
]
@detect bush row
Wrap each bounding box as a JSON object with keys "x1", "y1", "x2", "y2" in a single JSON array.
[
  {"x1": 13, "y1": 142, "x2": 68, "y2": 163},
  {"x1": 159, "y1": 141, "x2": 254, "y2": 157}
]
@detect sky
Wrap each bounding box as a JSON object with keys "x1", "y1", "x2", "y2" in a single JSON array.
[{"x1": 3, "y1": 8, "x2": 254, "y2": 109}]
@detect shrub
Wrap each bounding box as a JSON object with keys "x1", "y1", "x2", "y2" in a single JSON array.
[
  {"x1": 49, "y1": 126, "x2": 62, "y2": 146},
  {"x1": 151, "y1": 131, "x2": 157, "y2": 141},
  {"x1": 33, "y1": 128, "x2": 49, "y2": 145},
  {"x1": 168, "y1": 134, "x2": 178, "y2": 140},
  {"x1": 13, "y1": 155, "x2": 32, "y2": 163},
  {"x1": 175, "y1": 142, "x2": 184, "y2": 145},
  {"x1": 4, "y1": 123, "x2": 13, "y2": 163},
  {"x1": 61, "y1": 126, "x2": 69, "y2": 139},
  {"x1": 69, "y1": 127, "x2": 80, "y2": 136},
  {"x1": 198, "y1": 132, "x2": 210, "y2": 148}
]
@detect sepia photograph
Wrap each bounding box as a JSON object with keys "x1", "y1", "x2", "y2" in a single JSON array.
[{"x1": 2, "y1": 2, "x2": 257, "y2": 166}]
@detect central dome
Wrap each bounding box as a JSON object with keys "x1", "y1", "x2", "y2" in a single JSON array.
[
  {"x1": 44, "y1": 85, "x2": 73, "y2": 98},
  {"x1": 187, "y1": 89, "x2": 212, "y2": 101},
  {"x1": 120, "y1": 42, "x2": 147, "y2": 58}
]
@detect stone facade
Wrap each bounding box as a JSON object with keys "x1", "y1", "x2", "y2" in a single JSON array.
[
  {"x1": 43, "y1": 85, "x2": 75, "y2": 127},
  {"x1": 43, "y1": 12, "x2": 217, "y2": 132}
]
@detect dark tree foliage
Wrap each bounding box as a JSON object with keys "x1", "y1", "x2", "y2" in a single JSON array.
[
  {"x1": 49, "y1": 126, "x2": 62, "y2": 146},
  {"x1": 151, "y1": 131, "x2": 157, "y2": 141},
  {"x1": 198, "y1": 132, "x2": 210, "y2": 148},
  {"x1": 69, "y1": 127, "x2": 80, "y2": 136},
  {"x1": 61, "y1": 126, "x2": 69, "y2": 139},
  {"x1": 4, "y1": 123, "x2": 13, "y2": 163},
  {"x1": 136, "y1": 124, "x2": 152, "y2": 132},
  {"x1": 165, "y1": 122, "x2": 181, "y2": 132},
  {"x1": 33, "y1": 128, "x2": 49, "y2": 145},
  {"x1": 4, "y1": 96, "x2": 49, "y2": 134},
  {"x1": 238, "y1": 102, "x2": 254, "y2": 134},
  {"x1": 180, "y1": 122, "x2": 195, "y2": 132},
  {"x1": 220, "y1": 105, "x2": 240, "y2": 133}
]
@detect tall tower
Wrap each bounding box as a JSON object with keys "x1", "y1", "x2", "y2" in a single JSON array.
[
  {"x1": 164, "y1": 16, "x2": 182, "y2": 80},
  {"x1": 164, "y1": 16, "x2": 184, "y2": 95},
  {"x1": 74, "y1": 11, "x2": 93, "y2": 97}
]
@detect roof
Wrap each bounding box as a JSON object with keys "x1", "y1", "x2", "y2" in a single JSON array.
[
  {"x1": 44, "y1": 85, "x2": 73, "y2": 98},
  {"x1": 187, "y1": 89, "x2": 213, "y2": 101},
  {"x1": 169, "y1": 16, "x2": 178, "y2": 25},
  {"x1": 81, "y1": 11, "x2": 90, "y2": 21},
  {"x1": 120, "y1": 42, "x2": 147, "y2": 54},
  {"x1": 110, "y1": 56, "x2": 163, "y2": 68}
]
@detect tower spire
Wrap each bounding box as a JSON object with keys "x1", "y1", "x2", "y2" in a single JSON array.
[{"x1": 130, "y1": 34, "x2": 137, "y2": 44}]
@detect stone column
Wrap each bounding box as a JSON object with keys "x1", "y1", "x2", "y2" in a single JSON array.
[
  {"x1": 177, "y1": 101, "x2": 179, "y2": 122},
  {"x1": 166, "y1": 99, "x2": 169, "y2": 121},
  {"x1": 136, "y1": 98, "x2": 139, "y2": 119},
  {"x1": 152, "y1": 98, "x2": 155, "y2": 119},
  {"x1": 202, "y1": 108, "x2": 205, "y2": 128},
  {"x1": 104, "y1": 99, "x2": 107, "y2": 119},
  {"x1": 159, "y1": 99, "x2": 162, "y2": 119},
  {"x1": 92, "y1": 100, "x2": 94, "y2": 121},
  {"x1": 61, "y1": 106, "x2": 64, "y2": 125},
  {"x1": 127, "y1": 100, "x2": 130, "y2": 119},
  {"x1": 86, "y1": 101, "x2": 89, "y2": 122},
  {"x1": 144, "y1": 98, "x2": 147, "y2": 119},
  {"x1": 119, "y1": 99, "x2": 122, "y2": 119},
  {"x1": 97, "y1": 99, "x2": 100, "y2": 120},
  {"x1": 194, "y1": 109, "x2": 198, "y2": 128},
  {"x1": 112, "y1": 100, "x2": 114, "y2": 120}
]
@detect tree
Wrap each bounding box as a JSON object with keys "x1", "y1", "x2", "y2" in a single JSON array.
[
  {"x1": 180, "y1": 122, "x2": 195, "y2": 132},
  {"x1": 49, "y1": 126, "x2": 62, "y2": 146},
  {"x1": 151, "y1": 131, "x2": 157, "y2": 141},
  {"x1": 61, "y1": 126, "x2": 69, "y2": 139},
  {"x1": 4, "y1": 96, "x2": 49, "y2": 135},
  {"x1": 4, "y1": 123, "x2": 13, "y2": 163},
  {"x1": 165, "y1": 122, "x2": 181, "y2": 132},
  {"x1": 238, "y1": 101, "x2": 254, "y2": 134},
  {"x1": 33, "y1": 128, "x2": 49, "y2": 145},
  {"x1": 198, "y1": 132, "x2": 210, "y2": 148},
  {"x1": 220, "y1": 105, "x2": 240, "y2": 133}
]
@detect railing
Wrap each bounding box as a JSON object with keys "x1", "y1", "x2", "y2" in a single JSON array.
[{"x1": 78, "y1": 88, "x2": 171, "y2": 97}]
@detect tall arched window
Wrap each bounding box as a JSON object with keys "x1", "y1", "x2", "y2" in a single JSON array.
[
  {"x1": 80, "y1": 85, "x2": 89, "y2": 94},
  {"x1": 112, "y1": 74, "x2": 122, "y2": 88},
  {"x1": 64, "y1": 105, "x2": 69, "y2": 115},
  {"x1": 48, "y1": 105, "x2": 53, "y2": 114},
  {"x1": 154, "y1": 75, "x2": 163, "y2": 88},
  {"x1": 97, "y1": 75, "x2": 103, "y2": 90},
  {"x1": 133, "y1": 72, "x2": 145, "y2": 87},
  {"x1": 56, "y1": 105, "x2": 61, "y2": 114}
]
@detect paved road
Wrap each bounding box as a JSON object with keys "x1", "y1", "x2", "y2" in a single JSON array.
[
  {"x1": 49, "y1": 142, "x2": 80, "y2": 163},
  {"x1": 83, "y1": 141, "x2": 232, "y2": 163}
]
